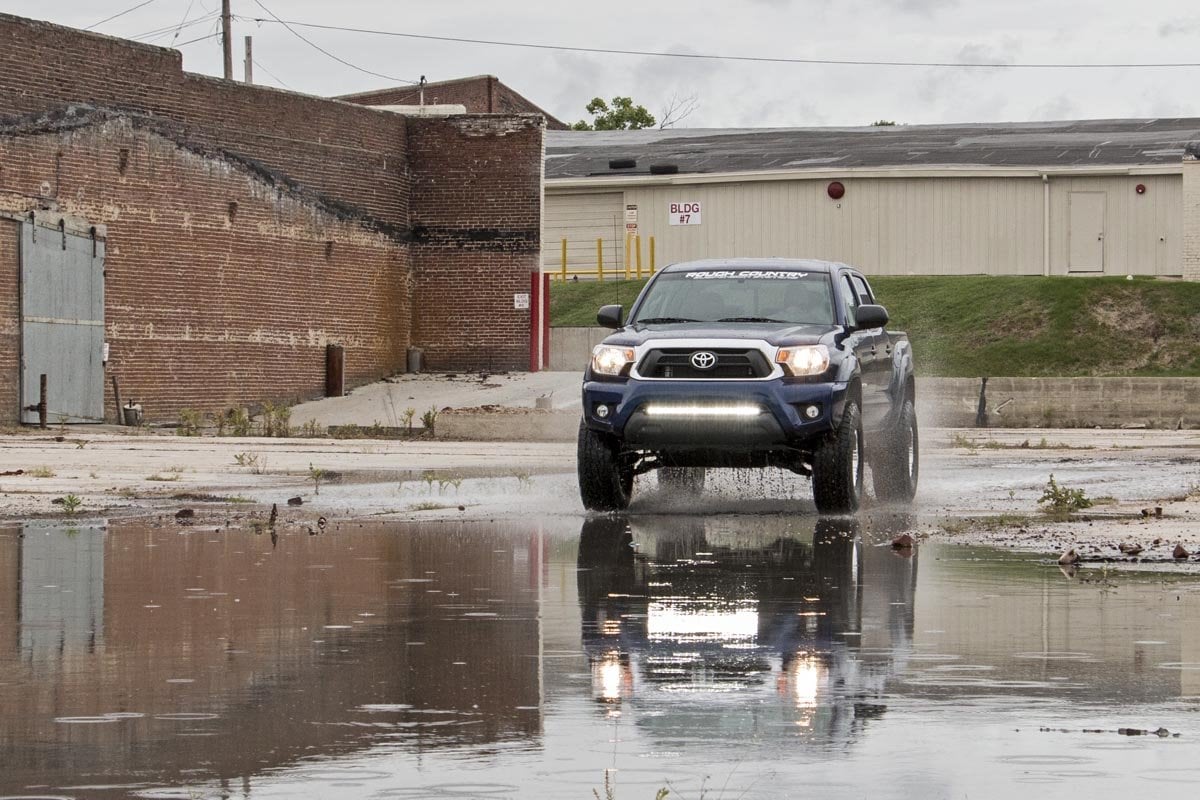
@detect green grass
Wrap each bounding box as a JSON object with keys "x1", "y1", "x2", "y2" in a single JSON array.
[{"x1": 550, "y1": 275, "x2": 1200, "y2": 377}]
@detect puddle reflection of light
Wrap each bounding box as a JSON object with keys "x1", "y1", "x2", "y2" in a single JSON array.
[
  {"x1": 790, "y1": 654, "x2": 826, "y2": 709},
  {"x1": 594, "y1": 651, "x2": 632, "y2": 703},
  {"x1": 646, "y1": 600, "x2": 759, "y2": 643}
]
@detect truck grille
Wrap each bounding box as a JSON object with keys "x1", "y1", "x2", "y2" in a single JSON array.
[{"x1": 637, "y1": 348, "x2": 773, "y2": 379}]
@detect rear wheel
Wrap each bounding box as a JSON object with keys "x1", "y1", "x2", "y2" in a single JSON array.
[
  {"x1": 872, "y1": 399, "x2": 919, "y2": 503},
  {"x1": 658, "y1": 467, "x2": 706, "y2": 494},
  {"x1": 578, "y1": 420, "x2": 633, "y2": 511},
  {"x1": 811, "y1": 401, "x2": 864, "y2": 515}
]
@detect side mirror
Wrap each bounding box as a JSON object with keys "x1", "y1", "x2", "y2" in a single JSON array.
[
  {"x1": 854, "y1": 304, "x2": 889, "y2": 330},
  {"x1": 597, "y1": 304, "x2": 624, "y2": 329}
]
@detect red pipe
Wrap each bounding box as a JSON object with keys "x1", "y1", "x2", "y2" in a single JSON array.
[
  {"x1": 542, "y1": 273, "x2": 551, "y2": 369},
  {"x1": 529, "y1": 271, "x2": 541, "y2": 373}
]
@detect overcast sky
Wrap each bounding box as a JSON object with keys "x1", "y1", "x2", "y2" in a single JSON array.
[{"x1": 6, "y1": 0, "x2": 1200, "y2": 127}]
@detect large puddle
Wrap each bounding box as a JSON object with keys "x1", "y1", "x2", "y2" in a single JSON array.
[{"x1": 2, "y1": 514, "x2": 1199, "y2": 798}]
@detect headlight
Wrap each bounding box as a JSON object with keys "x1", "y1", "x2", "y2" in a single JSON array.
[
  {"x1": 776, "y1": 345, "x2": 830, "y2": 376},
  {"x1": 591, "y1": 345, "x2": 636, "y2": 376}
]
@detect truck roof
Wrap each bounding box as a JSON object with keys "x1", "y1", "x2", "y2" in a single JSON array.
[{"x1": 660, "y1": 258, "x2": 850, "y2": 274}]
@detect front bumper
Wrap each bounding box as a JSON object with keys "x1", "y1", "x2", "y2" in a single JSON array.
[{"x1": 582, "y1": 377, "x2": 849, "y2": 451}]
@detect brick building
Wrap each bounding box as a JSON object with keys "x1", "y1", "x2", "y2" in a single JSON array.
[
  {"x1": 339, "y1": 75, "x2": 569, "y2": 130},
  {"x1": 0, "y1": 14, "x2": 544, "y2": 424}
]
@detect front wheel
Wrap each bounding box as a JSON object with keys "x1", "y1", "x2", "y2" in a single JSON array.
[
  {"x1": 577, "y1": 420, "x2": 633, "y2": 511},
  {"x1": 872, "y1": 399, "x2": 919, "y2": 503},
  {"x1": 811, "y1": 401, "x2": 864, "y2": 515}
]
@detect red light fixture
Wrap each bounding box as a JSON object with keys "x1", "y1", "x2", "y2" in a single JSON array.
[
  {"x1": 827, "y1": 181, "x2": 846, "y2": 200},
  {"x1": 1136, "y1": 183, "x2": 1147, "y2": 194}
]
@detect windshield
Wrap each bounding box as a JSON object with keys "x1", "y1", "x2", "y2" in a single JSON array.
[{"x1": 630, "y1": 269, "x2": 836, "y2": 325}]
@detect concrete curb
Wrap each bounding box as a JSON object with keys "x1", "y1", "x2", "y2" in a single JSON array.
[{"x1": 438, "y1": 408, "x2": 579, "y2": 442}]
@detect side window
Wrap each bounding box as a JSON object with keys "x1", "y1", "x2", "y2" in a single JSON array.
[
  {"x1": 850, "y1": 275, "x2": 873, "y2": 306},
  {"x1": 840, "y1": 274, "x2": 859, "y2": 326}
]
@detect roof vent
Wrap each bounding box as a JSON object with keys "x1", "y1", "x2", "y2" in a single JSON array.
[
  {"x1": 608, "y1": 158, "x2": 637, "y2": 170},
  {"x1": 649, "y1": 163, "x2": 679, "y2": 175}
]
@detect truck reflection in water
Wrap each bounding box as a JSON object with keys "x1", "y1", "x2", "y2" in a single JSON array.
[{"x1": 578, "y1": 514, "x2": 917, "y2": 743}]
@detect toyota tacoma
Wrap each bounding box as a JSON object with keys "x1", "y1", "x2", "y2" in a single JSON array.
[{"x1": 577, "y1": 258, "x2": 917, "y2": 514}]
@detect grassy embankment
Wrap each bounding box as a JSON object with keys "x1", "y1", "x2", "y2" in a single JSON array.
[{"x1": 549, "y1": 275, "x2": 1200, "y2": 377}]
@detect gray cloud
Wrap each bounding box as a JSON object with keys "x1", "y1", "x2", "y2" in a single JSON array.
[{"x1": 1158, "y1": 18, "x2": 1200, "y2": 37}]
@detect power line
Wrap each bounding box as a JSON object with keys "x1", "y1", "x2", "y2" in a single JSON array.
[
  {"x1": 86, "y1": 0, "x2": 160, "y2": 31},
  {"x1": 132, "y1": 11, "x2": 220, "y2": 42},
  {"x1": 245, "y1": 16, "x2": 1200, "y2": 70},
  {"x1": 174, "y1": 31, "x2": 221, "y2": 48},
  {"x1": 253, "y1": 58, "x2": 293, "y2": 90},
  {"x1": 249, "y1": 1, "x2": 417, "y2": 84}
]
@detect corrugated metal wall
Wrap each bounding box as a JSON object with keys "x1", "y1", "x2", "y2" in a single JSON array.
[
  {"x1": 545, "y1": 174, "x2": 1183, "y2": 277},
  {"x1": 542, "y1": 192, "x2": 625, "y2": 271}
]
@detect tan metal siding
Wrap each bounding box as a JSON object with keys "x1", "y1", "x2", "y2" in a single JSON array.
[
  {"x1": 1049, "y1": 175, "x2": 1181, "y2": 276},
  {"x1": 614, "y1": 177, "x2": 1046, "y2": 276},
  {"x1": 542, "y1": 191, "x2": 624, "y2": 271},
  {"x1": 546, "y1": 174, "x2": 1183, "y2": 277}
]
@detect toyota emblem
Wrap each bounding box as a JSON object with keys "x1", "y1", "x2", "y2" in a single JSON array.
[{"x1": 690, "y1": 351, "x2": 717, "y2": 370}]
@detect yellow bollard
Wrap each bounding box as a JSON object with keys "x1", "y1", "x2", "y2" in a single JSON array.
[
  {"x1": 624, "y1": 233, "x2": 631, "y2": 280},
  {"x1": 561, "y1": 238, "x2": 567, "y2": 282},
  {"x1": 649, "y1": 236, "x2": 656, "y2": 274},
  {"x1": 596, "y1": 238, "x2": 604, "y2": 283},
  {"x1": 635, "y1": 235, "x2": 643, "y2": 279}
]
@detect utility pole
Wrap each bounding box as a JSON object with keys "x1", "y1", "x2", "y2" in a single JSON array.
[
  {"x1": 221, "y1": 0, "x2": 233, "y2": 80},
  {"x1": 244, "y1": 36, "x2": 253, "y2": 83},
  {"x1": 419, "y1": 75, "x2": 426, "y2": 106}
]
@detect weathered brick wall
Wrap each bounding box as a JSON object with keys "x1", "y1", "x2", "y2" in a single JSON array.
[
  {"x1": 407, "y1": 115, "x2": 543, "y2": 370},
  {"x1": 0, "y1": 13, "x2": 411, "y2": 228},
  {"x1": 343, "y1": 76, "x2": 568, "y2": 129},
  {"x1": 0, "y1": 12, "x2": 545, "y2": 422},
  {"x1": 0, "y1": 220, "x2": 18, "y2": 420},
  {"x1": 1184, "y1": 153, "x2": 1200, "y2": 281},
  {"x1": 0, "y1": 119, "x2": 412, "y2": 421}
]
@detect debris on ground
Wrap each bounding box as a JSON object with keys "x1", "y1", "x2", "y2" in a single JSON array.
[
  {"x1": 1059, "y1": 548, "x2": 1081, "y2": 566},
  {"x1": 890, "y1": 533, "x2": 915, "y2": 549}
]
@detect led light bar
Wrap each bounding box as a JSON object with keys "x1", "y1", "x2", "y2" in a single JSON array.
[{"x1": 644, "y1": 404, "x2": 761, "y2": 418}]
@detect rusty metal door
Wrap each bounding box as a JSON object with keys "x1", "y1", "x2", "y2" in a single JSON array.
[{"x1": 20, "y1": 221, "x2": 106, "y2": 423}]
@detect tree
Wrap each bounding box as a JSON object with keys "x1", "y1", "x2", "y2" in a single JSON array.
[
  {"x1": 573, "y1": 96, "x2": 656, "y2": 130},
  {"x1": 658, "y1": 92, "x2": 700, "y2": 129},
  {"x1": 871, "y1": 120, "x2": 898, "y2": 126}
]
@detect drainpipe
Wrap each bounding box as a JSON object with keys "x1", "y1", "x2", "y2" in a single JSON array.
[{"x1": 1042, "y1": 173, "x2": 1051, "y2": 277}]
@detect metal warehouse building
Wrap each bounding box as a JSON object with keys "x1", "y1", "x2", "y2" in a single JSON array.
[{"x1": 544, "y1": 120, "x2": 1200, "y2": 279}]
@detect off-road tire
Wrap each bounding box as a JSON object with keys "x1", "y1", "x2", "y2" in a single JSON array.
[
  {"x1": 811, "y1": 401, "x2": 864, "y2": 515},
  {"x1": 578, "y1": 420, "x2": 633, "y2": 511},
  {"x1": 872, "y1": 399, "x2": 919, "y2": 503},
  {"x1": 658, "y1": 467, "x2": 706, "y2": 494}
]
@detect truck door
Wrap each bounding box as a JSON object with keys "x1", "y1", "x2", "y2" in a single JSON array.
[
  {"x1": 841, "y1": 273, "x2": 888, "y2": 433},
  {"x1": 838, "y1": 273, "x2": 882, "y2": 431}
]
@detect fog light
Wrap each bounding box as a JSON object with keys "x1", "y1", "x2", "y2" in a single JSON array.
[
  {"x1": 595, "y1": 404, "x2": 610, "y2": 419},
  {"x1": 803, "y1": 404, "x2": 821, "y2": 420}
]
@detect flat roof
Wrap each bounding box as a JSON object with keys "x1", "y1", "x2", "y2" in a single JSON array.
[{"x1": 546, "y1": 118, "x2": 1200, "y2": 180}]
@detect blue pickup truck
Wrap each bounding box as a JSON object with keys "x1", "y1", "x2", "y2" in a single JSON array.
[{"x1": 577, "y1": 258, "x2": 917, "y2": 514}]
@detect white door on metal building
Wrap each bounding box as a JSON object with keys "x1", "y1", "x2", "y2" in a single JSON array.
[
  {"x1": 544, "y1": 192, "x2": 625, "y2": 274},
  {"x1": 1068, "y1": 192, "x2": 1106, "y2": 273},
  {"x1": 20, "y1": 221, "x2": 106, "y2": 423}
]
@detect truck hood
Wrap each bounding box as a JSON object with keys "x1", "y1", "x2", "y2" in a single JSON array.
[{"x1": 603, "y1": 322, "x2": 839, "y2": 348}]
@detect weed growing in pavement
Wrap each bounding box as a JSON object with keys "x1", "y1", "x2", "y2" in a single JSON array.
[
  {"x1": 513, "y1": 470, "x2": 534, "y2": 491},
  {"x1": 260, "y1": 402, "x2": 292, "y2": 437},
  {"x1": 421, "y1": 406, "x2": 439, "y2": 436},
  {"x1": 1038, "y1": 473, "x2": 1093, "y2": 517},
  {"x1": 28, "y1": 466, "x2": 55, "y2": 478},
  {"x1": 420, "y1": 470, "x2": 439, "y2": 494},
  {"x1": 402, "y1": 407, "x2": 416, "y2": 435},
  {"x1": 60, "y1": 494, "x2": 82, "y2": 515},
  {"x1": 437, "y1": 472, "x2": 464, "y2": 494},
  {"x1": 308, "y1": 464, "x2": 326, "y2": 495},
  {"x1": 176, "y1": 409, "x2": 205, "y2": 436},
  {"x1": 233, "y1": 452, "x2": 259, "y2": 469},
  {"x1": 146, "y1": 472, "x2": 181, "y2": 482},
  {"x1": 299, "y1": 420, "x2": 324, "y2": 438}
]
